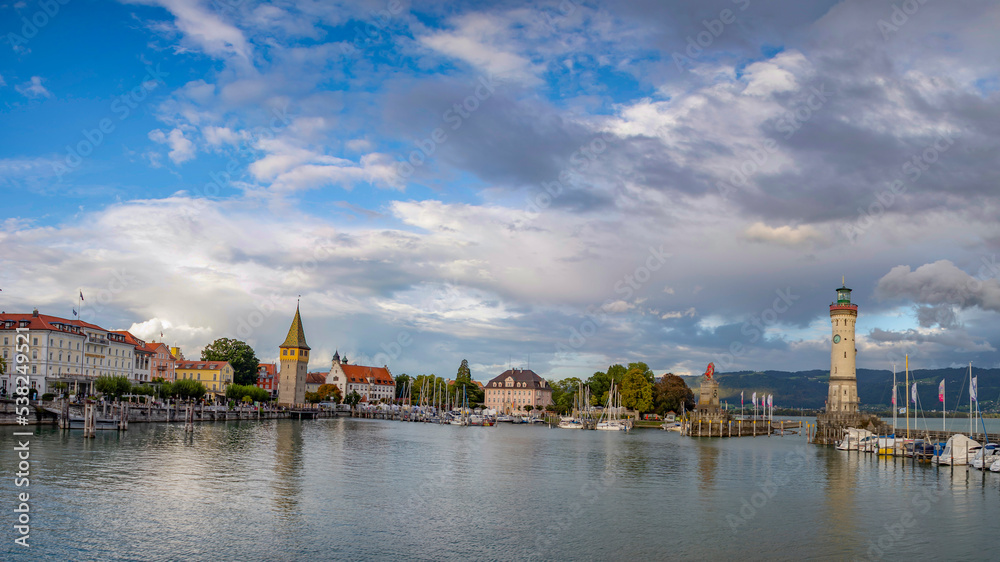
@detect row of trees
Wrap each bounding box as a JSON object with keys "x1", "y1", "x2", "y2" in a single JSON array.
[
  {"x1": 305, "y1": 384, "x2": 342, "y2": 404},
  {"x1": 89, "y1": 375, "x2": 209, "y2": 401},
  {"x1": 393, "y1": 359, "x2": 485, "y2": 406},
  {"x1": 548, "y1": 363, "x2": 695, "y2": 416}
]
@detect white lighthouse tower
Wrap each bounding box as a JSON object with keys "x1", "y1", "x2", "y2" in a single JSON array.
[{"x1": 827, "y1": 280, "x2": 859, "y2": 414}]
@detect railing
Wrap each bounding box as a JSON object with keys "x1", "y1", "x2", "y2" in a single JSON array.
[{"x1": 88, "y1": 335, "x2": 109, "y2": 346}]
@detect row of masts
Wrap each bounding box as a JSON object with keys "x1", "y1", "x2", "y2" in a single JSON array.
[{"x1": 893, "y1": 358, "x2": 983, "y2": 439}]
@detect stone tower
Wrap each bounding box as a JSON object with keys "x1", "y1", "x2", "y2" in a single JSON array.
[
  {"x1": 277, "y1": 303, "x2": 310, "y2": 407},
  {"x1": 826, "y1": 281, "x2": 858, "y2": 414}
]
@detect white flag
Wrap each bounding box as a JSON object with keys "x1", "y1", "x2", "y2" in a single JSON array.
[
  {"x1": 971, "y1": 376, "x2": 978, "y2": 402},
  {"x1": 911, "y1": 382, "x2": 917, "y2": 404},
  {"x1": 768, "y1": 394, "x2": 773, "y2": 407},
  {"x1": 752, "y1": 392, "x2": 757, "y2": 406}
]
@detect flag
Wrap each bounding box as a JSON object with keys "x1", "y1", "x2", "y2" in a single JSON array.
[
  {"x1": 72, "y1": 308, "x2": 78, "y2": 316},
  {"x1": 79, "y1": 290, "x2": 84, "y2": 301},
  {"x1": 938, "y1": 380, "x2": 944, "y2": 403},
  {"x1": 971, "y1": 376, "x2": 978, "y2": 402},
  {"x1": 768, "y1": 395, "x2": 773, "y2": 407},
  {"x1": 891, "y1": 386, "x2": 896, "y2": 406},
  {"x1": 752, "y1": 392, "x2": 757, "y2": 407},
  {"x1": 911, "y1": 383, "x2": 917, "y2": 404}
]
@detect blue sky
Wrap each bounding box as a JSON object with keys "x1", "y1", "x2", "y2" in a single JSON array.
[{"x1": 2, "y1": 0, "x2": 1000, "y2": 382}]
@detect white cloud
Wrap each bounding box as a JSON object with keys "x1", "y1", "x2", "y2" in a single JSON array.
[
  {"x1": 15, "y1": 76, "x2": 52, "y2": 99},
  {"x1": 130, "y1": 0, "x2": 252, "y2": 61},
  {"x1": 419, "y1": 12, "x2": 543, "y2": 84},
  {"x1": 148, "y1": 128, "x2": 196, "y2": 164},
  {"x1": 743, "y1": 222, "x2": 821, "y2": 247},
  {"x1": 661, "y1": 308, "x2": 696, "y2": 320}
]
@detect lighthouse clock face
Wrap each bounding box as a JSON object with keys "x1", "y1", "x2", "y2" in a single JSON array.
[{"x1": 833, "y1": 334, "x2": 841, "y2": 343}]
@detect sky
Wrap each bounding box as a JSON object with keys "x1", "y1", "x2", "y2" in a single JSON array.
[{"x1": 2, "y1": 0, "x2": 999, "y2": 382}]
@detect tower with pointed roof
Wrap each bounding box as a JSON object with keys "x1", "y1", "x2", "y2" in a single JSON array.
[{"x1": 277, "y1": 303, "x2": 310, "y2": 407}]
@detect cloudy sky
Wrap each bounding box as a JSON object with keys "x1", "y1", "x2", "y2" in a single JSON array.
[{"x1": 2, "y1": 0, "x2": 999, "y2": 381}]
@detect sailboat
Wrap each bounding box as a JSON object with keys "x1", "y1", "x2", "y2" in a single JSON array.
[{"x1": 596, "y1": 382, "x2": 626, "y2": 431}]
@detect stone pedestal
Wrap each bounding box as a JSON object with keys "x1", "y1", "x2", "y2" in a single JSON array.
[{"x1": 813, "y1": 412, "x2": 891, "y2": 445}]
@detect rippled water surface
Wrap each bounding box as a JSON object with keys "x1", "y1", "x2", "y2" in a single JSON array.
[{"x1": 2, "y1": 418, "x2": 999, "y2": 561}]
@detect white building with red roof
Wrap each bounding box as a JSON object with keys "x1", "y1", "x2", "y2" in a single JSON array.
[
  {"x1": 325, "y1": 350, "x2": 395, "y2": 403},
  {"x1": 0, "y1": 309, "x2": 137, "y2": 398}
]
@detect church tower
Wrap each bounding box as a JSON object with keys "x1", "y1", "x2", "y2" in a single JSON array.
[
  {"x1": 277, "y1": 303, "x2": 310, "y2": 407},
  {"x1": 827, "y1": 280, "x2": 858, "y2": 414}
]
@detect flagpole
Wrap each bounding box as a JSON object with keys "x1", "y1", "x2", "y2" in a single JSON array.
[
  {"x1": 969, "y1": 361, "x2": 973, "y2": 435},
  {"x1": 941, "y1": 379, "x2": 945, "y2": 433},
  {"x1": 892, "y1": 364, "x2": 896, "y2": 434},
  {"x1": 905, "y1": 355, "x2": 909, "y2": 440}
]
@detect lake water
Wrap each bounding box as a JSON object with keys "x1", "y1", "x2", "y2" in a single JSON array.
[{"x1": 2, "y1": 417, "x2": 999, "y2": 561}]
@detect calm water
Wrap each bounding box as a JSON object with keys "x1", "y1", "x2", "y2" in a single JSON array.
[{"x1": 2, "y1": 418, "x2": 999, "y2": 561}]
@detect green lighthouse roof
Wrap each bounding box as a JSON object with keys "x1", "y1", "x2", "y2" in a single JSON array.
[{"x1": 280, "y1": 304, "x2": 311, "y2": 350}]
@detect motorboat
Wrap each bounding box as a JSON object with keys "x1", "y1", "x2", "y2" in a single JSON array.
[
  {"x1": 836, "y1": 428, "x2": 873, "y2": 450},
  {"x1": 971, "y1": 443, "x2": 999, "y2": 469},
  {"x1": 932, "y1": 434, "x2": 982, "y2": 466},
  {"x1": 991, "y1": 457, "x2": 1000, "y2": 472}
]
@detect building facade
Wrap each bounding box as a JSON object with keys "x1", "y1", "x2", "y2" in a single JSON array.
[
  {"x1": 827, "y1": 283, "x2": 859, "y2": 414},
  {"x1": 484, "y1": 369, "x2": 553, "y2": 413},
  {"x1": 175, "y1": 360, "x2": 234, "y2": 400},
  {"x1": 326, "y1": 351, "x2": 395, "y2": 403},
  {"x1": 305, "y1": 372, "x2": 326, "y2": 394},
  {"x1": 111, "y1": 330, "x2": 152, "y2": 383},
  {"x1": 255, "y1": 363, "x2": 278, "y2": 396},
  {"x1": 0, "y1": 310, "x2": 137, "y2": 397},
  {"x1": 147, "y1": 343, "x2": 177, "y2": 382},
  {"x1": 277, "y1": 305, "x2": 310, "y2": 407}
]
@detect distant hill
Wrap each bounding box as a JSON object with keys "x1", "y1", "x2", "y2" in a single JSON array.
[{"x1": 682, "y1": 367, "x2": 1000, "y2": 412}]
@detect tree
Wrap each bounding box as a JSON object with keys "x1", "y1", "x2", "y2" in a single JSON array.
[
  {"x1": 95, "y1": 375, "x2": 132, "y2": 401},
  {"x1": 344, "y1": 390, "x2": 362, "y2": 412},
  {"x1": 457, "y1": 359, "x2": 471, "y2": 383},
  {"x1": 549, "y1": 377, "x2": 582, "y2": 414},
  {"x1": 394, "y1": 374, "x2": 411, "y2": 400},
  {"x1": 586, "y1": 370, "x2": 612, "y2": 406},
  {"x1": 317, "y1": 384, "x2": 341, "y2": 404},
  {"x1": 201, "y1": 337, "x2": 260, "y2": 386},
  {"x1": 653, "y1": 373, "x2": 695, "y2": 416},
  {"x1": 0, "y1": 355, "x2": 5, "y2": 376},
  {"x1": 226, "y1": 384, "x2": 270, "y2": 403},
  {"x1": 454, "y1": 359, "x2": 483, "y2": 405},
  {"x1": 524, "y1": 405, "x2": 534, "y2": 413},
  {"x1": 52, "y1": 381, "x2": 69, "y2": 397},
  {"x1": 172, "y1": 379, "x2": 207, "y2": 401},
  {"x1": 620, "y1": 367, "x2": 653, "y2": 413},
  {"x1": 627, "y1": 362, "x2": 655, "y2": 385},
  {"x1": 305, "y1": 391, "x2": 322, "y2": 404}
]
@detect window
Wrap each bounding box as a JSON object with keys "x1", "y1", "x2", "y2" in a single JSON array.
[
  {"x1": 33, "y1": 338, "x2": 38, "y2": 345},
  {"x1": 33, "y1": 350, "x2": 37, "y2": 359},
  {"x1": 2, "y1": 337, "x2": 6, "y2": 345},
  {"x1": 844, "y1": 352, "x2": 847, "y2": 358}
]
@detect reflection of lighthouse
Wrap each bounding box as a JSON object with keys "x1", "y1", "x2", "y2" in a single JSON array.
[{"x1": 827, "y1": 281, "x2": 859, "y2": 414}]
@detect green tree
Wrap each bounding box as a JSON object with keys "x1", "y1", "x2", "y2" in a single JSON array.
[
  {"x1": 172, "y1": 379, "x2": 207, "y2": 401},
  {"x1": 95, "y1": 375, "x2": 132, "y2": 401},
  {"x1": 652, "y1": 373, "x2": 695, "y2": 416},
  {"x1": 620, "y1": 367, "x2": 653, "y2": 413},
  {"x1": 627, "y1": 362, "x2": 655, "y2": 385},
  {"x1": 201, "y1": 337, "x2": 260, "y2": 386},
  {"x1": 453, "y1": 359, "x2": 483, "y2": 405},
  {"x1": 344, "y1": 390, "x2": 362, "y2": 412},
  {"x1": 305, "y1": 391, "x2": 322, "y2": 404},
  {"x1": 549, "y1": 377, "x2": 582, "y2": 414},
  {"x1": 607, "y1": 364, "x2": 627, "y2": 385},
  {"x1": 0, "y1": 355, "x2": 5, "y2": 376},
  {"x1": 394, "y1": 374, "x2": 411, "y2": 400},
  {"x1": 52, "y1": 381, "x2": 69, "y2": 397},
  {"x1": 586, "y1": 370, "x2": 612, "y2": 406}
]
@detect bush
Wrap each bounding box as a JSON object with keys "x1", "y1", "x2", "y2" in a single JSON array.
[{"x1": 42, "y1": 393, "x2": 55, "y2": 401}]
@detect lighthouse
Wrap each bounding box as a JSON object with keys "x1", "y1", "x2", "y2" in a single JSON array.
[{"x1": 827, "y1": 280, "x2": 859, "y2": 414}]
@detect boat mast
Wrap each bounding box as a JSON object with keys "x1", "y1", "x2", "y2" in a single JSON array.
[
  {"x1": 892, "y1": 363, "x2": 897, "y2": 434},
  {"x1": 905, "y1": 355, "x2": 909, "y2": 440}
]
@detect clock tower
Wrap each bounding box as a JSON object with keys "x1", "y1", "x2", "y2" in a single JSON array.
[{"x1": 827, "y1": 280, "x2": 858, "y2": 414}]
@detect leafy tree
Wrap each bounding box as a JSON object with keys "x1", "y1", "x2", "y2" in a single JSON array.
[
  {"x1": 344, "y1": 390, "x2": 362, "y2": 411},
  {"x1": 653, "y1": 373, "x2": 696, "y2": 416},
  {"x1": 627, "y1": 362, "x2": 655, "y2": 385},
  {"x1": 524, "y1": 405, "x2": 534, "y2": 413},
  {"x1": 317, "y1": 384, "x2": 341, "y2": 404},
  {"x1": 549, "y1": 377, "x2": 582, "y2": 414},
  {"x1": 586, "y1": 370, "x2": 612, "y2": 406},
  {"x1": 457, "y1": 359, "x2": 471, "y2": 382},
  {"x1": 156, "y1": 382, "x2": 174, "y2": 399},
  {"x1": 607, "y1": 364, "x2": 627, "y2": 385},
  {"x1": 172, "y1": 379, "x2": 207, "y2": 401},
  {"x1": 133, "y1": 384, "x2": 156, "y2": 397},
  {"x1": 305, "y1": 391, "x2": 322, "y2": 404},
  {"x1": 201, "y1": 337, "x2": 260, "y2": 386},
  {"x1": 226, "y1": 384, "x2": 270, "y2": 403},
  {"x1": 95, "y1": 375, "x2": 132, "y2": 401},
  {"x1": 0, "y1": 355, "x2": 5, "y2": 376},
  {"x1": 52, "y1": 381, "x2": 69, "y2": 397},
  {"x1": 394, "y1": 374, "x2": 411, "y2": 400},
  {"x1": 620, "y1": 367, "x2": 653, "y2": 413}
]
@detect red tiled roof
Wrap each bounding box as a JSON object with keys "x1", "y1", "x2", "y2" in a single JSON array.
[
  {"x1": 0, "y1": 312, "x2": 105, "y2": 333},
  {"x1": 339, "y1": 364, "x2": 394, "y2": 386},
  {"x1": 306, "y1": 372, "x2": 326, "y2": 385},
  {"x1": 176, "y1": 361, "x2": 230, "y2": 370}
]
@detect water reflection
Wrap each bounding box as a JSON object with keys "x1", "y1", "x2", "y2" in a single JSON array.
[{"x1": 272, "y1": 420, "x2": 303, "y2": 515}]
